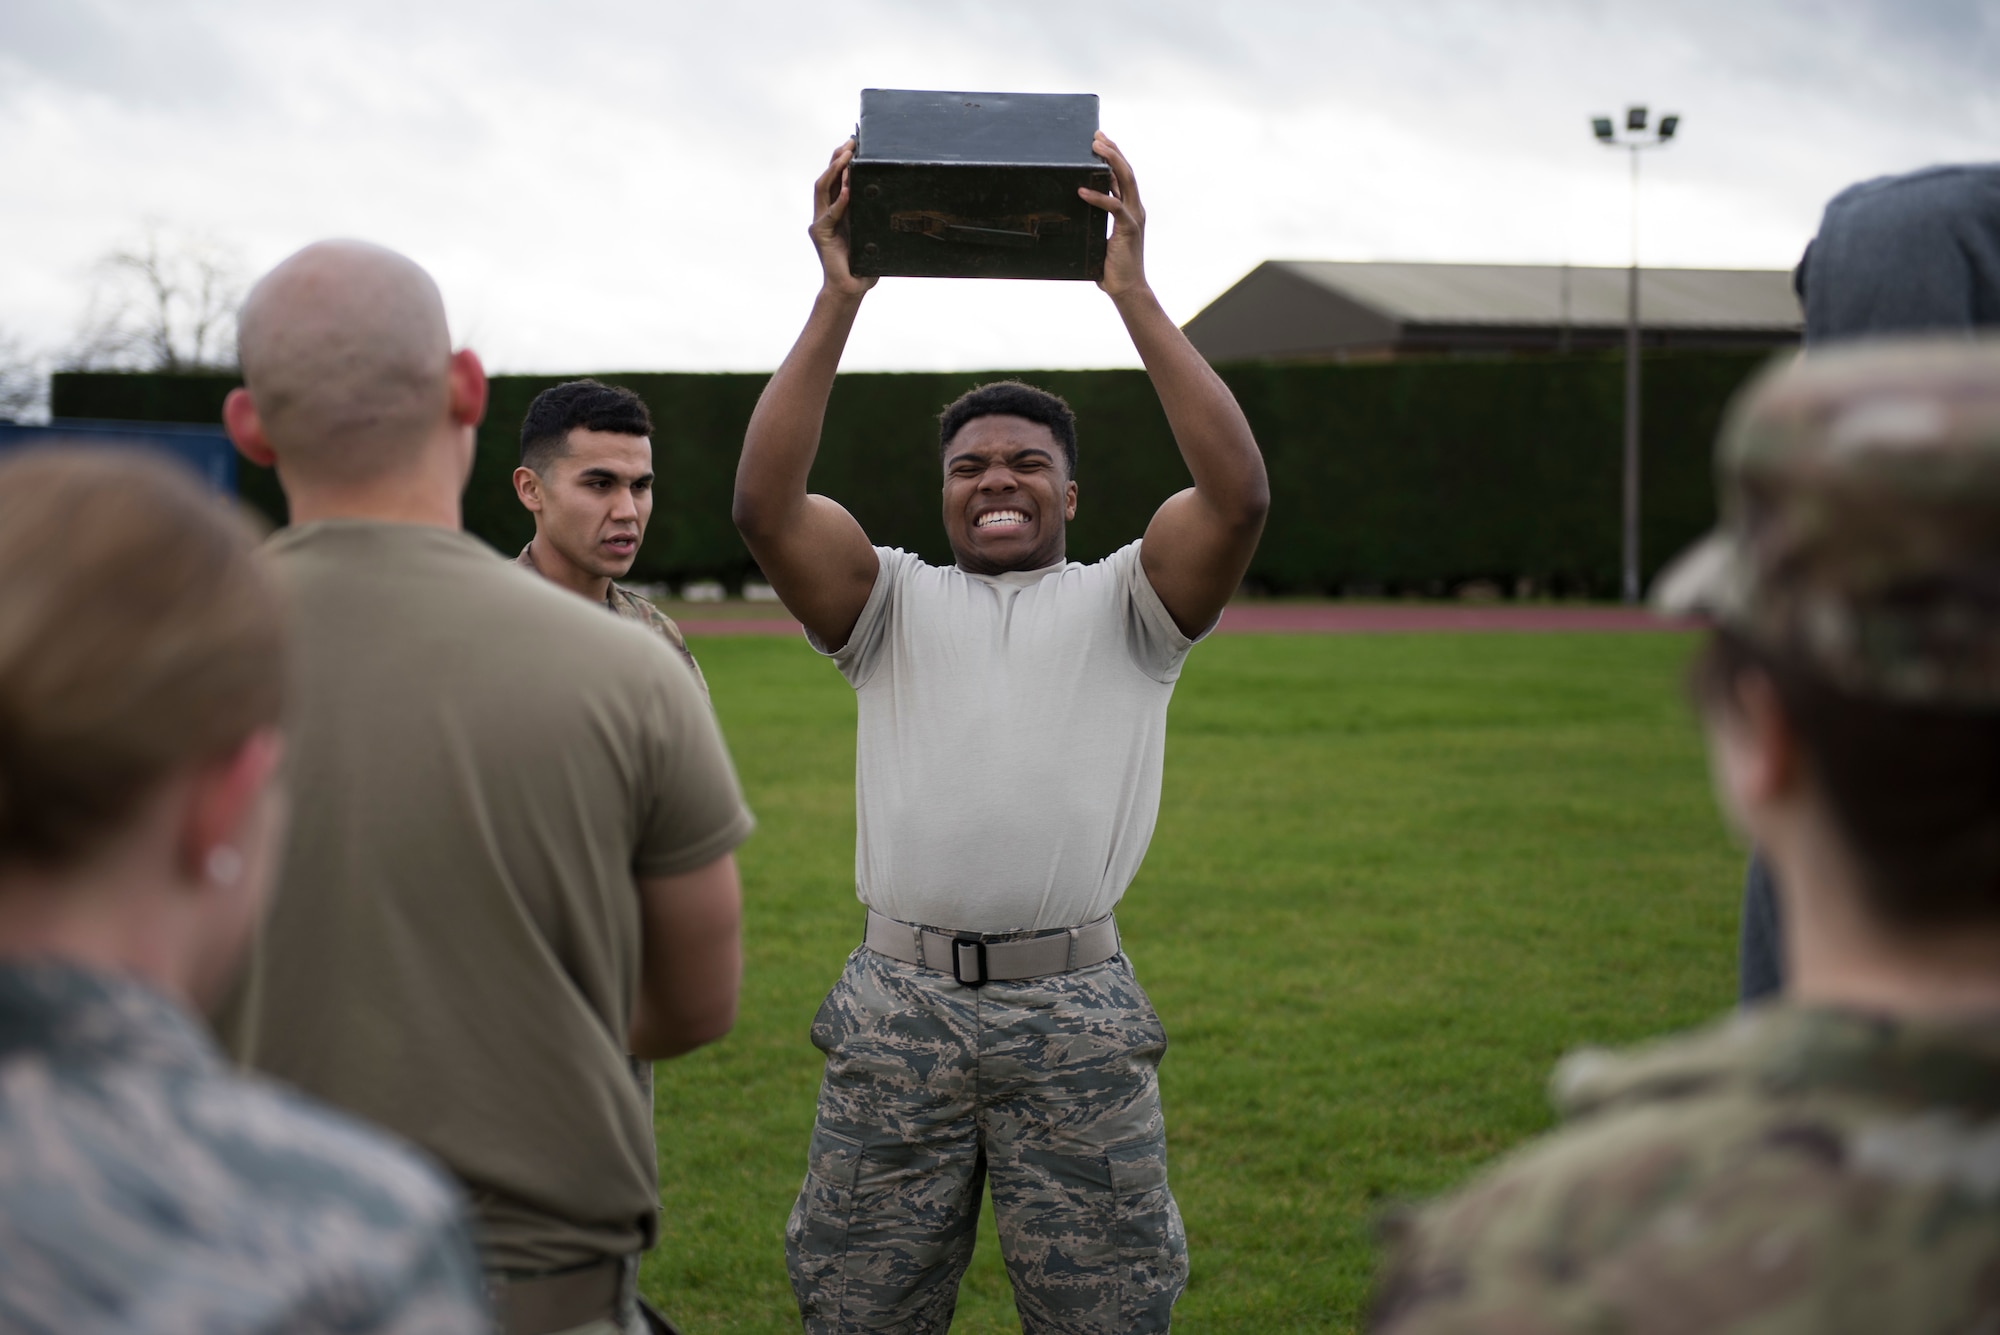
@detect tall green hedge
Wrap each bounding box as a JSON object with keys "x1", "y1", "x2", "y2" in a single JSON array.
[{"x1": 53, "y1": 351, "x2": 1769, "y2": 595}]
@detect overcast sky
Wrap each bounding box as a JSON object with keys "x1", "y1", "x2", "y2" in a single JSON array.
[{"x1": 3, "y1": 0, "x2": 1994, "y2": 373}]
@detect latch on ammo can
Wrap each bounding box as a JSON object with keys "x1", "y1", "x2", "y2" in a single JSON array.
[{"x1": 846, "y1": 89, "x2": 1112, "y2": 281}]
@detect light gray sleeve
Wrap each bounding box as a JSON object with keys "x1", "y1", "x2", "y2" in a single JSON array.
[
  {"x1": 806, "y1": 546, "x2": 909, "y2": 689},
  {"x1": 1119, "y1": 539, "x2": 1211, "y2": 683}
]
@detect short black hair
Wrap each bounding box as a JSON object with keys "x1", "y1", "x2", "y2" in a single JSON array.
[
  {"x1": 938, "y1": 381, "x2": 1077, "y2": 476},
  {"x1": 519, "y1": 379, "x2": 653, "y2": 473},
  {"x1": 1694, "y1": 629, "x2": 2000, "y2": 931}
]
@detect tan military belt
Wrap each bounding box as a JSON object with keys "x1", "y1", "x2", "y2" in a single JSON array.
[
  {"x1": 863, "y1": 910, "x2": 1120, "y2": 986},
  {"x1": 487, "y1": 1256, "x2": 626, "y2": 1335}
]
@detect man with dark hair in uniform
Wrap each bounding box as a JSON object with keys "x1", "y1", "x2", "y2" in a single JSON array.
[
  {"x1": 737, "y1": 133, "x2": 1269, "y2": 1333},
  {"x1": 513, "y1": 378, "x2": 705, "y2": 692}
]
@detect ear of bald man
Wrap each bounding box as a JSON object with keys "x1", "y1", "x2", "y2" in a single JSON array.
[
  {"x1": 223, "y1": 240, "x2": 489, "y2": 529},
  {"x1": 224, "y1": 351, "x2": 486, "y2": 470},
  {"x1": 223, "y1": 351, "x2": 485, "y2": 528}
]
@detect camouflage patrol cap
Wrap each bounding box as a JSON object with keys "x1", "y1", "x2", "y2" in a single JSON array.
[{"x1": 1655, "y1": 337, "x2": 2000, "y2": 704}]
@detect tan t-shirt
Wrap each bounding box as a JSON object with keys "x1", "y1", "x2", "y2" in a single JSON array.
[
  {"x1": 224, "y1": 522, "x2": 754, "y2": 1273},
  {"x1": 813, "y1": 540, "x2": 1202, "y2": 933}
]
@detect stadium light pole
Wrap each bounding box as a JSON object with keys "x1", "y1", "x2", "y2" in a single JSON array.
[{"x1": 1592, "y1": 106, "x2": 1679, "y2": 604}]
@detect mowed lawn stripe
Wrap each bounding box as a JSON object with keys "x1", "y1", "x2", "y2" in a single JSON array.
[{"x1": 642, "y1": 632, "x2": 1742, "y2": 1333}]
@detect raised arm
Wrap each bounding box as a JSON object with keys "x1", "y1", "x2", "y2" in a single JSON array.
[
  {"x1": 733, "y1": 141, "x2": 883, "y2": 651},
  {"x1": 1083, "y1": 134, "x2": 1270, "y2": 637}
]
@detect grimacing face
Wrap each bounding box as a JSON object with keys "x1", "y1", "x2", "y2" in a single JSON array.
[
  {"x1": 941, "y1": 414, "x2": 1078, "y2": 575},
  {"x1": 525, "y1": 429, "x2": 655, "y2": 579}
]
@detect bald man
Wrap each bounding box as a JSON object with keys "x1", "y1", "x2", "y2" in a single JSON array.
[{"x1": 219, "y1": 241, "x2": 755, "y2": 1335}]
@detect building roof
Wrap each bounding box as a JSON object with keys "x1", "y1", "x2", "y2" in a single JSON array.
[
  {"x1": 1267, "y1": 260, "x2": 1801, "y2": 330},
  {"x1": 1180, "y1": 260, "x2": 1803, "y2": 363}
]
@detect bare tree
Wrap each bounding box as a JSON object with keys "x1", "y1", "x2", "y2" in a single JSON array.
[
  {"x1": 64, "y1": 225, "x2": 245, "y2": 373},
  {"x1": 0, "y1": 327, "x2": 48, "y2": 422}
]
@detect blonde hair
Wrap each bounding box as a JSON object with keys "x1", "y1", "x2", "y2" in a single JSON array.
[{"x1": 0, "y1": 449, "x2": 284, "y2": 869}]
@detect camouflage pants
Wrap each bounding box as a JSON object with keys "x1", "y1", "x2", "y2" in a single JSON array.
[{"x1": 785, "y1": 945, "x2": 1187, "y2": 1334}]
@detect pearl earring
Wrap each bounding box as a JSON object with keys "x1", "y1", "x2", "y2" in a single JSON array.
[{"x1": 205, "y1": 846, "x2": 245, "y2": 887}]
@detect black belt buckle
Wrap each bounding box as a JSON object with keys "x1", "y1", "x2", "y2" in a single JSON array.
[{"x1": 952, "y1": 936, "x2": 987, "y2": 987}]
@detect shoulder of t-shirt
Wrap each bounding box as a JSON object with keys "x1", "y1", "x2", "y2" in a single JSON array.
[
  {"x1": 1096, "y1": 535, "x2": 1144, "y2": 567},
  {"x1": 874, "y1": 545, "x2": 928, "y2": 578},
  {"x1": 810, "y1": 546, "x2": 921, "y2": 667},
  {"x1": 1085, "y1": 539, "x2": 1145, "y2": 573},
  {"x1": 275, "y1": 523, "x2": 686, "y2": 691},
  {"x1": 269, "y1": 524, "x2": 532, "y2": 604},
  {"x1": 265, "y1": 520, "x2": 493, "y2": 569},
  {"x1": 1054, "y1": 539, "x2": 1146, "y2": 592}
]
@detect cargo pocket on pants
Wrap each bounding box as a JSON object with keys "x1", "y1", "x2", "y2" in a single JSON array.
[
  {"x1": 1106, "y1": 1130, "x2": 1188, "y2": 1332},
  {"x1": 785, "y1": 1124, "x2": 863, "y2": 1326}
]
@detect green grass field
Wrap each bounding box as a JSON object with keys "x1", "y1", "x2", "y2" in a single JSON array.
[{"x1": 641, "y1": 631, "x2": 1744, "y2": 1332}]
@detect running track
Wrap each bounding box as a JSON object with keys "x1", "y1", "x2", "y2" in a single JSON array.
[{"x1": 677, "y1": 605, "x2": 1696, "y2": 637}]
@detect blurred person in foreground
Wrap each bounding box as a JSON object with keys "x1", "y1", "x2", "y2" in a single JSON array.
[
  {"x1": 0, "y1": 450, "x2": 485, "y2": 1332},
  {"x1": 736, "y1": 135, "x2": 1267, "y2": 1333},
  {"x1": 219, "y1": 240, "x2": 754, "y2": 1335},
  {"x1": 1737, "y1": 161, "x2": 2000, "y2": 1003},
  {"x1": 511, "y1": 379, "x2": 707, "y2": 695},
  {"x1": 1370, "y1": 339, "x2": 2000, "y2": 1334}
]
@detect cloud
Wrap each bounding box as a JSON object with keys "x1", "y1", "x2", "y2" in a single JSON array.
[
  {"x1": 0, "y1": 0, "x2": 251, "y2": 111},
  {"x1": 1, "y1": 0, "x2": 1992, "y2": 373}
]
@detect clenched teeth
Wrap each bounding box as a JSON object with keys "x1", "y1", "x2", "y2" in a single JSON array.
[{"x1": 976, "y1": 510, "x2": 1030, "y2": 528}]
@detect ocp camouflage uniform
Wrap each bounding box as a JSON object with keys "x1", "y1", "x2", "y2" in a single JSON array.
[
  {"x1": 1371, "y1": 339, "x2": 2000, "y2": 1333},
  {"x1": 0, "y1": 958, "x2": 487, "y2": 1334},
  {"x1": 787, "y1": 945, "x2": 1185, "y2": 1335},
  {"x1": 516, "y1": 542, "x2": 707, "y2": 697},
  {"x1": 1371, "y1": 1005, "x2": 2000, "y2": 1333}
]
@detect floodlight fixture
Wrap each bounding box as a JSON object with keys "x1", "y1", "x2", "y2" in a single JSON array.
[{"x1": 1587, "y1": 104, "x2": 1684, "y2": 604}]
